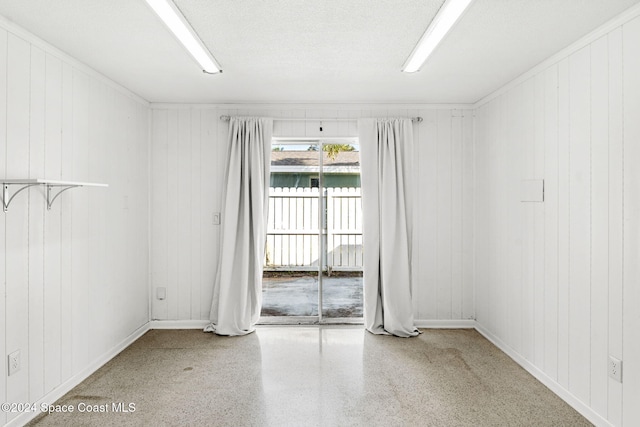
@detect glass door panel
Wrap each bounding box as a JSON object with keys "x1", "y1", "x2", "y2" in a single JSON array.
[
  {"x1": 261, "y1": 141, "x2": 320, "y2": 319},
  {"x1": 321, "y1": 141, "x2": 363, "y2": 320}
]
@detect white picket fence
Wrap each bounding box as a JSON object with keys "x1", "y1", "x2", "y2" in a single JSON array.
[{"x1": 264, "y1": 187, "x2": 363, "y2": 271}]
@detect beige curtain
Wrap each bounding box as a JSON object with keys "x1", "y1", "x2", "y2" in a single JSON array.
[
  {"x1": 359, "y1": 118, "x2": 419, "y2": 337},
  {"x1": 205, "y1": 117, "x2": 273, "y2": 336}
]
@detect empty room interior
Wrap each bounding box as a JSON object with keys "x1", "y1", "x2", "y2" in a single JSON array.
[{"x1": 1, "y1": 0, "x2": 640, "y2": 425}]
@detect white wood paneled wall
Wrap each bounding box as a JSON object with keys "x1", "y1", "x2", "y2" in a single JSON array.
[
  {"x1": 0, "y1": 27, "x2": 149, "y2": 426},
  {"x1": 474, "y1": 14, "x2": 640, "y2": 426},
  {"x1": 4, "y1": 3, "x2": 640, "y2": 426},
  {"x1": 149, "y1": 106, "x2": 474, "y2": 323}
]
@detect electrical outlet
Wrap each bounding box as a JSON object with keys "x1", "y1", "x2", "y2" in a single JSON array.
[
  {"x1": 8, "y1": 350, "x2": 20, "y2": 376},
  {"x1": 609, "y1": 356, "x2": 622, "y2": 382}
]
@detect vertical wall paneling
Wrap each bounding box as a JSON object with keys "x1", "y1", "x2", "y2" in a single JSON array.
[
  {"x1": 589, "y1": 34, "x2": 609, "y2": 417},
  {"x1": 495, "y1": 97, "x2": 502, "y2": 342},
  {"x1": 450, "y1": 110, "x2": 463, "y2": 319},
  {"x1": 127, "y1": 97, "x2": 149, "y2": 330},
  {"x1": 214, "y1": 107, "x2": 228, "y2": 308},
  {"x1": 0, "y1": 21, "x2": 150, "y2": 425},
  {"x1": 533, "y1": 72, "x2": 546, "y2": 368},
  {"x1": 623, "y1": 15, "x2": 640, "y2": 427},
  {"x1": 88, "y1": 78, "x2": 106, "y2": 357},
  {"x1": 486, "y1": 98, "x2": 499, "y2": 336},
  {"x1": 114, "y1": 97, "x2": 127, "y2": 332},
  {"x1": 347, "y1": 109, "x2": 359, "y2": 139},
  {"x1": 490, "y1": 98, "x2": 500, "y2": 336},
  {"x1": 336, "y1": 109, "x2": 353, "y2": 141},
  {"x1": 70, "y1": 69, "x2": 90, "y2": 374},
  {"x1": 177, "y1": 109, "x2": 192, "y2": 319},
  {"x1": 111, "y1": 91, "x2": 126, "y2": 333},
  {"x1": 0, "y1": 27, "x2": 7, "y2": 427},
  {"x1": 417, "y1": 109, "x2": 438, "y2": 319},
  {"x1": 43, "y1": 52, "x2": 63, "y2": 395},
  {"x1": 59, "y1": 61, "x2": 73, "y2": 382},
  {"x1": 436, "y1": 110, "x2": 452, "y2": 319},
  {"x1": 87, "y1": 78, "x2": 98, "y2": 355},
  {"x1": 543, "y1": 64, "x2": 559, "y2": 380},
  {"x1": 271, "y1": 109, "x2": 287, "y2": 136},
  {"x1": 150, "y1": 109, "x2": 168, "y2": 320},
  {"x1": 128, "y1": 99, "x2": 150, "y2": 329},
  {"x1": 87, "y1": 77, "x2": 100, "y2": 357},
  {"x1": 505, "y1": 86, "x2": 521, "y2": 352},
  {"x1": 409, "y1": 108, "x2": 420, "y2": 318},
  {"x1": 568, "y1": 46, "x2": 591, "y2": 404},
  {"x1": 141, "y1": 104, "x2": 151, "y2": 323},
  {"x1": 556, "y1": 57, "x2": 571, "y2": 390},
  {"x1": 199, "y1": 108, "x2": 219, "y2": 320},
  {"x1": 166, "y1": 109, "x2": 179, "y2": 319},
  {"x1": 304, "y1": 109, "x2": 321, "y2": 138},
  {"x1": 290, "y1": 109, "x2": 308, "y2": 138},
  {"x1": 486, "y1": 99, "x2": 498, "y2": 337},
  {"x1": 190, "y1": 109, "x2": 202, "y2": 320},
  {"x1": 483, "y1": 98, "x2": 495, "y2": 338},
  {"x1": 607, "y1": 26, "x2": 624, "y2": 427},
  {"x1": 474, "y1": 11, "x2": 640, "y2": 423},
  {"x1": 461, "y1": 111, "x2": 474, "y2": 319},
  {"x1": 473, "y1": 105, "x2": 488, "y2": 326},
  {"x1": 521, "y1": 78, "x2": 535, "y2": 362},
  {"x1": 318, "y1": 109, "x2": 340, "y2": 137},
  {"x1": 495, "y1": 94, "x2": 508, "y2": 344},
  {"x1": 28, "y1": 45, "x2": 46, "y2": 402},
  {"x1": 5, "y1": 33, "x2": 31, "y2": 413}
]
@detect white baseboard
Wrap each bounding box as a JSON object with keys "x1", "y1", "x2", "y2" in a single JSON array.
[
  {"x1": 8, "y1": 322, "x2": 151, "y2": 427},
  {"x1": 149, "y1": 319, "x2": 210, "y2": 329},
  {"x1": 474, "y1": 324, "x2": 612, "y2": 427},
  {"x1": 415, "y1": 319, "x2": 476, "y2": 328}
]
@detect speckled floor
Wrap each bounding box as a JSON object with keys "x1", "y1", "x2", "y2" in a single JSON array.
[{"x1": 27, "y1": 327, "x2": 591, "y2": 427}]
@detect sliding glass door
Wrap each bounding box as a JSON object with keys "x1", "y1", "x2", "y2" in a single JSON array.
[{"x1": 260, "y1": 138, "x2": 362, "y2": 323}]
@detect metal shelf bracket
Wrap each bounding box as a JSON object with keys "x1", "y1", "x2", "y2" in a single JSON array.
[
  {"x1": 46, "y1": 184, "x2": 82, "y2": 210},
  {"x1": 1, "y1": 179, "x2": 108, "y2": 212},
  {"x1": 2, "y1": 183, "x2": 40, "y2": 212}
]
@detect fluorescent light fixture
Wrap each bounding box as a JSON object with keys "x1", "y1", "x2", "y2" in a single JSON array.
[
  {"x1": 144, "y1": 0, "x2": 222, "y2": 74},
  {"x1": 402, "y1": 0, "x2": 474, "y2": 73}
]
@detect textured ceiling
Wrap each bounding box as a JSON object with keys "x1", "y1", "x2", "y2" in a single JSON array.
[{"x1": 0, "y1": 0, "x2": 638, "y2": 103}]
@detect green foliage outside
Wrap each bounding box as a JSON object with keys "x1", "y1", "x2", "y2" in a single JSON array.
[{"x1": 307, "y1": 144, "x2": 355, "y2": 160}]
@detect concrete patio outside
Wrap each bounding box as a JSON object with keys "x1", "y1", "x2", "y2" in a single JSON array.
[{"x1": 261, "y1": 272, "x2": 363, "y2": 318}]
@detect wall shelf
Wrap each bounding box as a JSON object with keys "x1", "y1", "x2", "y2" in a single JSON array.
[{"x1": 2, "y1": 179, "x2": 108, "y2": 212}]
